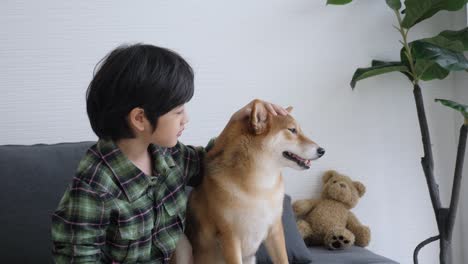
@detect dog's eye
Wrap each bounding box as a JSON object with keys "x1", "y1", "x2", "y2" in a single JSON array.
[{"x1": 288, "y1": 128, "x2": 297, "y2": 134}]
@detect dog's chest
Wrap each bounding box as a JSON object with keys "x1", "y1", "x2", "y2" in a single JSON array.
[{"x1": 224, "y1": 192, "x2": 284, "y2": 255}]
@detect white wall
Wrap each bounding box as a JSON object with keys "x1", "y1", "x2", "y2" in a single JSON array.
[{"x1": 1, "y1": 1, "x2": 466, "y2": 263}]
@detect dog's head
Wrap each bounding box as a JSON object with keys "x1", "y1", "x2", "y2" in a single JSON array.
[{"x1": 248, "y1": 100, "x2": 325, "y2": 170}]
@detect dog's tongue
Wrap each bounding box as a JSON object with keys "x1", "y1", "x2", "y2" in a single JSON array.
[{"x1": 292, "y1": 153, "x2": 305, "y2": 161}]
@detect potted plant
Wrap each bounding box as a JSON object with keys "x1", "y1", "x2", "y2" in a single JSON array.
[{"x1": 326, "y1": 0, "x2": 468, "y2": 263}]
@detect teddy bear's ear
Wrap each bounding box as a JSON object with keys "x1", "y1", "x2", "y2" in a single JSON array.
[
  {"x1": 323, "y1": 170, "x2": 337, "y2": 183},
  {"x1": 353, "y1": 181, "x2": 366, "y2": 197}
]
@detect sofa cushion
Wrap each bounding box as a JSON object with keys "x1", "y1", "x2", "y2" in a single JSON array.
[
  {"x1": 308, "y1": 245, "x2": 399, "y2": 264},
  {"x1": 256, "y1": 194, "x2": 313, "y2": 263},
  {"x1": 0, "y1": 141, "x2": 94, "y2": 263}
]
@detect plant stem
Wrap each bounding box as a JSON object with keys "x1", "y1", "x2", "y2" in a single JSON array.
[
  {"x1": 446, "y1": 124, "x2": 467, "y2": 241},
  {"x1": 394, "y1": 10, "x2": 419, "y2": 84},
  {"x1": 412, "y1": 83, "x2": 445, "y2": 263},
  {"x1": 413, "y1": 84, "x2": 441, "y2": 214}
]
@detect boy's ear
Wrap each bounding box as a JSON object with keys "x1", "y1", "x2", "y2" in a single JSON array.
[
  {"x1": 128, "y1": 107, "x2": 147, "y2": 132},
  {"x1": 250, "y1": 100, "x2": 269, "y2": 135}
]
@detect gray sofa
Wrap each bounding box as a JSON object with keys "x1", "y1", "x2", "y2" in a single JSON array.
[{"x1": 0, "y1": 142, "x2": 399, "y2": 263}]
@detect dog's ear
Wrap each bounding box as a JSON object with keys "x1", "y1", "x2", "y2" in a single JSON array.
[
  {"x1": 286, "y1": 106, "x2": 293, "y2": 113},
  {"x1": 250, "y1": 101, "x2": 269, "y2": 135},
  {"x1": 353, "y1": 181, "x2": 366, "y2": 197}
]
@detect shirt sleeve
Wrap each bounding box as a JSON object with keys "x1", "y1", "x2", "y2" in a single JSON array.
[
  {"x1": 175, "y1": 137, "x2": 216, "y2": 187},
  {"x1": 51, "y1": 178, "x2": 109, "y2": 263}
]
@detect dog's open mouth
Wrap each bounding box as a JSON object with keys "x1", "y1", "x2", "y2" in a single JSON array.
[{"x1": 283, "y1": 151, "x2": 311, "y2": 169}]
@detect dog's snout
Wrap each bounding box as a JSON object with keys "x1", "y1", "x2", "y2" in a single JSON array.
[{"x1": 317, "y1": 147, "x2": 325, "y2": 157}]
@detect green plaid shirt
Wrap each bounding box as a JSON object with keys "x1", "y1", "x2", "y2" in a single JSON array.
[{"x1": 51, "y1": 138, "x2": 214, "y2": 263}]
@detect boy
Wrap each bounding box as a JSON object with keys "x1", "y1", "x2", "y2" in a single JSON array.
[{"x1": 51, "y1": 43, "x2": 287, "y2": 263}]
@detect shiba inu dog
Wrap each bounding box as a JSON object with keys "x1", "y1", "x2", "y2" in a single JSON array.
[{"x1": 186, "y1": 100, "x2": 325, "y2": 264}]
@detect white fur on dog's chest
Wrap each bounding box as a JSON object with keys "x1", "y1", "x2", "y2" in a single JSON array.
[{"x1": 223, "y1": 191, "x2": 284, "y2": 256}]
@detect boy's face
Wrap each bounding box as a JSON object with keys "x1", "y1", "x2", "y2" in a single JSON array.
[{"x1": 150, "y1": 104, "x2": 188, "y2": 147}]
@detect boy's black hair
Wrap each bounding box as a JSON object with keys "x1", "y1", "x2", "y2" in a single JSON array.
[{"x1": 86, "y1": 43, "x2": 194, "y2": 141}]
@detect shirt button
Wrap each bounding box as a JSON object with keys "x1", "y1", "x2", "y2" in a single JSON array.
[{"x1": 149, "y1": 176, "x2": 158, "y2": 186}]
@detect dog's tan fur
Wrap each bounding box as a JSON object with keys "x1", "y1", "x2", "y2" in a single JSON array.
[{"x1": 185, "y1": 100, "x2": 323, "y2": 264}]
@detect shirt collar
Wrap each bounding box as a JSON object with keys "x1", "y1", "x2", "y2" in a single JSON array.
[{"x1": 96, "y1": 138, "x2": 176, "y2": 202}]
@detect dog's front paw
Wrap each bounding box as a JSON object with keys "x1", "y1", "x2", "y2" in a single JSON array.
[{"x1": 324, "y1": 228, "x2": 355, "y2": 250}]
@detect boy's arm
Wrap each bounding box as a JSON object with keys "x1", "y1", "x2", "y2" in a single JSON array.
[
  {"x1": 51, "y1": 179, "x2": 108, "y2": 263},
  {"x1": 175, "y1": 137, "x2": 216, "y2": 187}
]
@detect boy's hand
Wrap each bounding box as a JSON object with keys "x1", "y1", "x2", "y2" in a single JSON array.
[{"x1": 230, "y1": 99, "x2": 288, "y2": 121}]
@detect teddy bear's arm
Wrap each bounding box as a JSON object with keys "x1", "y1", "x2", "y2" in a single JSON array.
[
  {"x1": 346, "y1": 212, "x2": 371, "y2": 247},
  {"x1": 292, "y1": 199, "x2": 320, "y2": 218},
  {"x1": 346, "y1": 212, "x2": 362, "y2": 228}
]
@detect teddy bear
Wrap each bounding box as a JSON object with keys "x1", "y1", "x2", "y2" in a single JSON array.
[{"x1": 292, "y1": 170, "x2": 371, "y2": 250}]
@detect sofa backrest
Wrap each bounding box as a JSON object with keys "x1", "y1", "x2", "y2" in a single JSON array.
[{"x1": 0, "y1": 141, "x2": 94, "y2": 263}]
